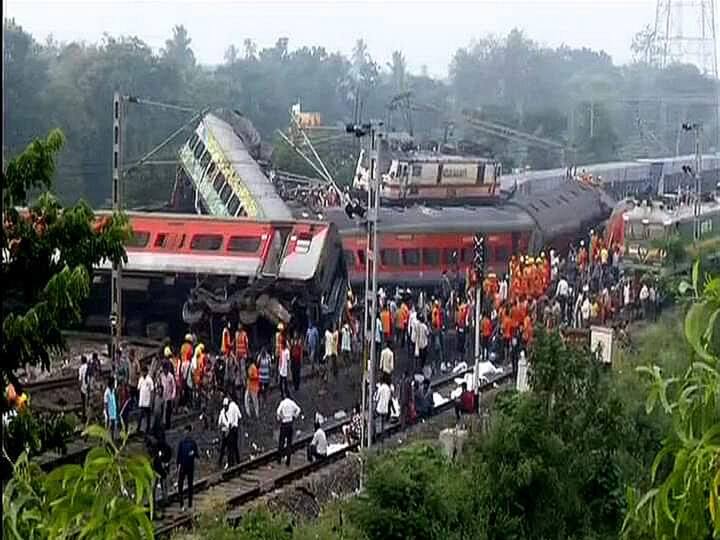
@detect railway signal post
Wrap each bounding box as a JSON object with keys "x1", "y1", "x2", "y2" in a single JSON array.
[{"x1": 472, "y1": 234, "x2": 485, "y2": 408}]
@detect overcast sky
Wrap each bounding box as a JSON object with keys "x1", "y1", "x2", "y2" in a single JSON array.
[{"x1": 5, "y1": 0, "x2": 657, "y2": 77}]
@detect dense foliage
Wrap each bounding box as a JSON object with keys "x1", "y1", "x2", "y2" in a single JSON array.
[
  {"x1": 4, "y1": 408, "x2": 79, "y2": 460},
  {"x1": 623, "y1": 262, "x2": 720, "y2": 538},
  {"x1": 1, "y1": 129, "x2": 129, "y2": 398},
  {"x1": 3, "y1": 426, "x2": 155, "y2": 540},
  {"x1": 4, "y1": 19, "x2": 718, "y2": 208}
]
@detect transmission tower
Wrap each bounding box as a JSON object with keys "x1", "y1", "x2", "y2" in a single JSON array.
[{"x1": 653, "y1": 0, "x2": 718, "y2": 77}]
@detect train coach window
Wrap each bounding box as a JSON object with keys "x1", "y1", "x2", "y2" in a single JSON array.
[
  {"x1": 194, "y1": 141, "x2": 206, "y2": 160},
  {"x1": 442, "y1": 248, "x2": 458, "y2": 264},
  {"x1": 227, "y1": 195, "x2": 241, "y2": 216},
  {"x1": 412, "y1": 165, "x2": 422, "y2": 177},
  {"x1": 127, "y1": 231, "x2": 150, "y2": 247},
  {"x1": 460, "y1": 247, "x2": 472, "y2": 264},
  {"x1": 219, "y1": 182, "x2": 233, "y2": 204},
  {"x1": 190, "y1": 234, "x2": 223, "y2": 251},
  {"x1": 357, "y1": 250, "x2": 366, "y2": 266},
  {"x1": 154, "y1": 233, "x2": 168, "y2": 248},
  {"x1": 422, "y1": 248, "x2": 440, "y2": 266},
  {"x1": 188, "y1": 133, "x2": 199, "y2": 151},
  {"x1": 213, "y1": 172, "x2": 226, "y2": 192},
  {"x1": 380, "y1": 249, "x2": 400, "y2": 266},
  {"x1": 402, "y1": 248, "x2": 420, "y2": 266},
  {"x1": 200, "y1": 150, "x2": 211, "y2": 170},
  {"x1": 227, "y1": 236, "x2": 261, "y2": 253}
]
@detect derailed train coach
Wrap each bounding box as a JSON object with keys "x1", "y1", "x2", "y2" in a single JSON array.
[
  {"x1": 507, "y1": 154, "x2": 720, "y2": 199},
  {"x1": 89, "y1": 212, "x2": 347, "y2": 340},
  {"x1": 331, "y1": 181, "x2": 614, "y2": 287}
]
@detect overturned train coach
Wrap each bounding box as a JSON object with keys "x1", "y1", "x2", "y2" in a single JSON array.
[
  {"x1": 88, "y1": 212, "x2": 347, "y2": 338},
  {"x1": 328, "y1": 181, "x2": 615, "y2": 287}
]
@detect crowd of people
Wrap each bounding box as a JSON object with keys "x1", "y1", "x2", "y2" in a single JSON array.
[{"x1": 67, "y1": 225, "x2": 667, "y2": 512}]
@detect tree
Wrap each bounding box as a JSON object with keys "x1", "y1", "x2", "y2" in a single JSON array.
[
  {"x1": 161, "y1": 24, "x2": 196, "y2": 71},
  {"x1": 624, "y1": 262, "x2": 720, "y2": 538},
  {"x1": 1, "y1": 130, "x2": 128, "y2": 399},
  {"x1": 387, "y1": 50, "x2": 407, "y2": 93},
  {"x1": 3, "y1": 426, "x2": 154, "y2": 539}
]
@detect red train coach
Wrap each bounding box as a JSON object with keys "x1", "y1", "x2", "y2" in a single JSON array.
[
  {"x1": 326, "y1": 182, "x2": 613, "y2": 287},
  {"x1": 91, "y1": 211, "x2": 347, "y2": 337}
]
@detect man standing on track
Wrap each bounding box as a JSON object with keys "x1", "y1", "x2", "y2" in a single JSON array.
[
  {"x1": 176, "y1": 424, "x2": 199, "y2": 512},
  {"x1": 276, "y1": 395, "x2": 301, "y2": 467},
  {"x1": 78, "y1": 356, "x2": 88, "y2": 421},
  {"x1": 227, "y1": 395, "x2": 242, "y2": 467}
]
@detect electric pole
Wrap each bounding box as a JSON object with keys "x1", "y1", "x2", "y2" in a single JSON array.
[
  {"x1": 694, "y1": 125, "x2": 703, "y2": 241},
  {"x1": 345, "y1": 121, "x2": 383, "y2": 450},
  {"x1": 683, "y1": 122, "x2": 703, "y2": 241},
  {"x1": 110, "y1": 92, "x2": 124, "y2": 359}
]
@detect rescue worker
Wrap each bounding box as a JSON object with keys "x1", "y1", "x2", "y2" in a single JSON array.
[
  {"x1": 431, "y1": 299, "x2": 445, "y2": 371},
  {"x1": 221, "y1": 321, "x2": 233, "y2": 358},
  {"x1": 235, "y1": 323, "x2": 249, "y2": 389}
]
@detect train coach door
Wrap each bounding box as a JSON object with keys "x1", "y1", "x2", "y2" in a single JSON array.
[{"x1": 261, "y1": 226, "x2": 293, "y2": 278}]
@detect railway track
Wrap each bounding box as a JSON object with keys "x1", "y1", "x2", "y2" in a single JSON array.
[{"x1": 154, "y1": 368, "x2": 513, "y2": 537}]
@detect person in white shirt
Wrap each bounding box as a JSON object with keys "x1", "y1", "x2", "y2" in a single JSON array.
[
  {"x1": 375, "y1": 381, "x2": 394, "y2": 439},
  {"x1": 415, "y1": 318, "x2": 430, "y2": 369},
  {"x1": 639, "y1": 283, "x2": 650, "y2": 320},
  {"x1": 499, "y1": 277, "x2": 508, "y2": 303},
  {"x1": 307, "y1": 419, "x2": 328, "y2": 462},
  {"x1": 380, "y1": 342, "x2": 394, "y2": 383},
  {"x1": 226, "y1": 397, "x2": 242, "y2": 467},
  {"x1": 278, "y1": 343, "x2": 290, "y2": 398},
  {"x1": 581, "y1": 297, "x2": 591, "y2": 328},
  {"x1": 217, "y1": 398, "x2": 231, "y2": 469},
  {"x1": 555, "y1": 276, "x2": 570, "y2": 324},
  {"x1": 78, "y1": 356, "x2": 88, "y2": 421},
  {"x1": 137, "y1": 367, "x2": 154, "y2": 434},
  {"x1": 160, "y1": 363, "x2": 176, "y2": 430},
  {"x1": 276, "y1": 396, "x2": 301, "y2": 466}
]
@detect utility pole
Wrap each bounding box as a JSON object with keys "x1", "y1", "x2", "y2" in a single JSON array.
[
  {"x1": 364, "y1": 124, "x2": 381, "y2": 449},
  {"x1": 345, "y1": 121, "x2": 383, "y2": 452},
  {"x1": 683, "y1": 122, "x2": 704, "y2": 241},
  {"x1": 110, "y1": 92, "x2": 124, "y2": 360},
  {"x1": 694, "y1": 124, "x2": 703, "y2": 241},
  {"x1": 472, "y1": 234, "x2": 485, "y2": 403},
  {"x1": 109, "y1": 92, "x2": 200, "y2": 359}
]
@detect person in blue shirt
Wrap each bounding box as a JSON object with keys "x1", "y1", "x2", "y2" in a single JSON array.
[
  {"x1": 176, "y1": 424, "x2": 199, "y2": 511},
  {"x1": 305, "y1": 322, "x2": 319, "y2": 371},
  {"x1": 103, "y1": 377, "x2": 117, "y2": 440}
]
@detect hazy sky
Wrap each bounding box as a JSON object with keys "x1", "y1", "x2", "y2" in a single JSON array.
[{"x1": 5, "y1": 0, "x2": 657, "y2": 77}]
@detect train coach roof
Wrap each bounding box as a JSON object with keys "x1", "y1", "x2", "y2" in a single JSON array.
[
  {"x1": 508, "y1": 182, "x2": 613, "y2": 239},
  {"x1": 202, "y1": 113, "x2": 293, "y2": 221},
  {"x1": 323, "y1": 203, "x2": 534, "y2": 235}
]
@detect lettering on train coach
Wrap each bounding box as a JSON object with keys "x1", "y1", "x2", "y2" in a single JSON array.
[{"x1": 442, "y1": 167, "x2": 468, "y2": 178}]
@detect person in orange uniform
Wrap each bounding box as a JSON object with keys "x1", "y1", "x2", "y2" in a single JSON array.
[
  {"x1": 380, "y1": 305, "x2": 392, "y2": 343},
  {"x1": 221, "y1": 321, "x2": 233, "y2": 358},
  {"x1": 522, "y1": 313, "x2": 534, "y2": 348},
  {"x1": 578, "y1": 241, "x2": 588, "y2": 274},
  {"x1": 397, "y1": 301, "x2": 409, "y2": 347},
  {"x1": 481, "y1": 312, "x2": 493, "y2": 360},
  {"x1": 501, "y1": 308, "x2": 514, "y2": 365},
  {"x1": 235, "y1": 323, "x2": 250, "y2": 390}
]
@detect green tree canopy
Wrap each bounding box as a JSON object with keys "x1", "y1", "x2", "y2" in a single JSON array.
[{"x1": 1, "y1": 129, "x2": 128, "y2": 397}]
